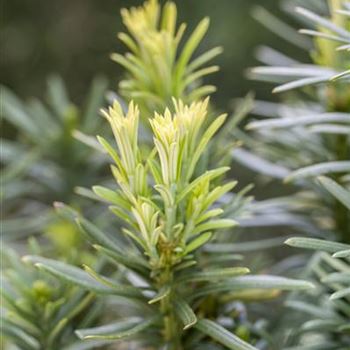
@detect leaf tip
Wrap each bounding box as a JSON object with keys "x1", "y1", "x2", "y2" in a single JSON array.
[
  {"x1": 283, "y1": 174, "x2": 292, "y2": 183},
  {"x1": 53, "y1": 201, "x2": 65, "y2": 209},
  {"x1": 183, "y1": 320, "x2": 197, "y2": 330},
  {"x1": 245, "y1": 122, "x2": 254, "y2": 130},
  {"x1": 74, "y1": 330, "x2": 85, "y2": 340},
  {"x1": 329, "y1": 293, "x2": 339, "y2": 301},
  {"x1": 284, "y1": 238, "x2": 296, "y2": 247},
  {"x1": 21, "y1": 255, "x2": 31, "y2": 263},
  {"x1": 305, "y1": 281, "x2": 315, "y2": 289}
]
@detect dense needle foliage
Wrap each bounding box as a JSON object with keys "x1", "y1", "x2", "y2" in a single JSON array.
[{"x1": 1, "y1": 0, "x2": 349, "y2": 349}]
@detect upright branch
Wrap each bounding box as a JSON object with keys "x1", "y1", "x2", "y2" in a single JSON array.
[
  {"x1": 99, "y1": 98, "x2": 238, "y2": 348},
  {"x1": 113, "y1": 0, "x2": 222, "y2": 115}
]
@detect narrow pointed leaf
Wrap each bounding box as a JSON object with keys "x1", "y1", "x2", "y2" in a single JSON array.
[
  {"x1": 273, "y1": 76, "x2": 332, "y2": 93},
  {"x1": 76, "y1": 217, "x2": 123, "y2": 254},
  {"x1": 322, "y1": 272, "x2": 350, "y2": 284},
  {"x1": 174, "y1": 297, "x2": 197, "y2": 330},
  {"x1": 47, "y1": 75, "x2": 70, "y2": 118},
  {"x1": 177, "y1": 167, "x2": 230, "y2": 203},
  {"x1": 187, "y1": 114, "x2": 227, "y2": 179},
  {"x1": 175, "y1": 17, "x2": 210, "y2": 84},
  {"x1": 285, "y1": 161, "x2": 350, "y2": 182},
  {"x1": 333, "y1": 249, "x2": 350, "y2": 258},
  {"x1": 318, "y1": 176, "x2": 350, "y2": 210},
  {"x1": 22, "y1": 256, "x2": 115, "y2": 294},
  {"x1": 285, "y1": 237, "x2": 350, "y2": 253},
  {"x1": 195, "y1": 319, "x2": 257, "y2": 350},
  {"x1": 82, "y1": 265, "x2": 145, "y2": 299},
  {"x1": 296, "y1": 6, "x2": 350, "y2": 39},
  {"x1": 247, "y1": 113, "x2": 350, "y2": 130},
  {"x1": 178, "y1": 267, "x2": 250, "y2": 283},
  {"x1": 184, "y1": 232, "x2": 212, "y2": 254},
  {"x1": 148, "y1": 285, "x2": 171, "y2": 304},
  {"x1": 192, "y1": 275, "x2": 313, "y2": 299},
  {"x1": 93, "y1": 245, "x2": 149, "y2": 275},
  {"x1": 1, "y1": 86, "x2": 39, "y2": 137},
  {"x1": 330, "y1": 287, "x2": 350, "y2": 300},
  {"x1": 76, "y1": 316, "x2": 158, "y2": 340},
  {"x1": 83, "y1": 75, "x2": 108, "y2": 131}
]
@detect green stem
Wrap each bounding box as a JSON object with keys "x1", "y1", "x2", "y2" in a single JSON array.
[
  {"x1": 158, "y1": 263, "x2": 183, "y2": 350},
  {"x1": 335, "y1": 134, "x2": 350, "y2": 243},
  {"x1": 327, "y1": 82, "x2": 350, "y2": 243}
]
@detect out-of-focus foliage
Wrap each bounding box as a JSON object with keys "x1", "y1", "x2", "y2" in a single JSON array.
[
  {"x1": 285, "y1": 236, "x2": 350, "y2": 349},
  {"x1": 1, "y1": 244, "x2": 106, "y2": 350},
  {"x1": 232, "y1": 1, "x2": 350, "y2": 348},
  {"x1": 234, "y1": 0, "x2": 350, "y2": 242},
  {"x1": 1, "y1": 76, "x2": 108, "y2": 239}
]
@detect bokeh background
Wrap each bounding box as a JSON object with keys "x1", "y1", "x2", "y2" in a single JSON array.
[{"x1": 2, "y1": 0, "x2": 308, "y2": 111}]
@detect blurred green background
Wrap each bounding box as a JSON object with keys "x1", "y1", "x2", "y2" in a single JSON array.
[{"x1": 2, "y1": 0, "x2": 307, "y2": 110}]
